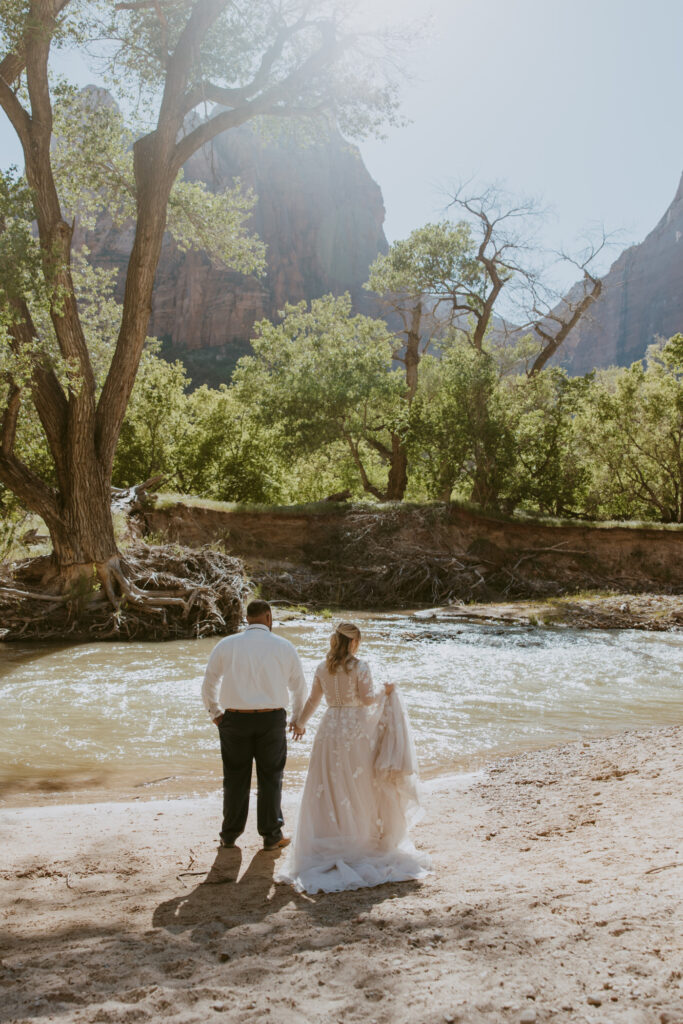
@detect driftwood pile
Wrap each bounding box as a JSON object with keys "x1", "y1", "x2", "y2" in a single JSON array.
[
  {"x1": 250, "y1": 505, "x2": 503, "y2": 607},
  {"x1": 0, "y1": 543, "x2": 247, "y2": 642},
  {"x1": 250, "y1": 504, "x2": 647, "y2": 609}
]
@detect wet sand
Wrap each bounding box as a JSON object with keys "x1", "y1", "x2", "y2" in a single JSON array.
[{"x1": 1, "y1": 724, "x2": 681, "y2": 1024}]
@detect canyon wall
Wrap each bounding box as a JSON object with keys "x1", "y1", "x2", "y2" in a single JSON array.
[
  {"x1": 87, "y1": 125, "x2": 388, "y2": 384},
  {"x1": 560, "y1": 172, "x2": 683, "y2": 373}
]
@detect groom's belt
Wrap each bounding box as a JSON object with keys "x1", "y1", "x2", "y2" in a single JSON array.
[{"x1": 225, "y1": 707, "x2": 282, "y2": 713}]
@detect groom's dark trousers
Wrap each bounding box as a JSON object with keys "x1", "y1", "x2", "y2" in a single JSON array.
[{"x1": 217, "y1": 708, "x2": 287, "y2": 845}]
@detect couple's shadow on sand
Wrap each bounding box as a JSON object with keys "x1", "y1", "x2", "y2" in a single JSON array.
[{"x1": 152, "y1": 846, "x2": 419, "y2": 938}]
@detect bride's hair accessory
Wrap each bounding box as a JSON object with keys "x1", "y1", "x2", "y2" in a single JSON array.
[
  {"x1": 327, "y1": 621, "x2": 361, "y2": 673},
  {"x1": 335, "y1": 622, "x2": 360, "y2": 639}
]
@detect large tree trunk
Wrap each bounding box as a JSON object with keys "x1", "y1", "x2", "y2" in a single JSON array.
[
  {"x1": 469, "y1": 459, "x2": 499, "y2": 509},
  {"x1": 379, "y1": 302, "x2": 423, "y2": 502},
  {"x1": 385, "y1": 433, "x2": 408, "y2": 501},
  {"x1": 43, "y1": 463, "x2": 118, "y2": 584}
]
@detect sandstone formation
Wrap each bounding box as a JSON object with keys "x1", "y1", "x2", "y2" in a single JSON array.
[
  {"x1": 87, "y1": 125, "x2": 388, "y2": 384},
  {"x1": 560, "y1": 171, "x2": 683, "y2": 373}
]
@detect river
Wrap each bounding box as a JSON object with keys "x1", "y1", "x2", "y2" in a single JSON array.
[{"x1": 1, "y1": 613, "x2": 681, "y2": 803}]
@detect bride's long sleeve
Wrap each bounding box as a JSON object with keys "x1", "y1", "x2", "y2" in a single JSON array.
[
  {"x1": 357, "y1": 660, "x2": 382, "y2": 705},
  {"x1": 295, "y1": 674, "x2": 323, "y2": 728}
]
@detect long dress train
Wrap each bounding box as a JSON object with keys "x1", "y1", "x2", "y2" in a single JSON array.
[{"x1": 277, "y1": 657, "x2": 431, "y2": 894}]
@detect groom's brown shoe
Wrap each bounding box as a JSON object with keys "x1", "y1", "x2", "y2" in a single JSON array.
[{"x1": 263, "y1": 836, "x2": 291, "y2": 851}]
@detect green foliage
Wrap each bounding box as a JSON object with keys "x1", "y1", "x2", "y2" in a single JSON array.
[
  {"x1": 577, "y1": 335, "x2": 683, "y2": 522},
  {"x1": 113, "y1": 352, "x2": 191, "y2": 486},
  {"x1": 51, "y1": 86, "x2": 266, "y2": 273},
  {"x1": 366, "y1": 220, "x2": 484, "y2": 309},
  {"x1": 235, "y1": 294, "x2": 400, "y2": 447},
  {"x1": 233, "y1": 294, "x2": 404, "y2": 497},
  {"x1": 408, "y1": 343, "x2": 516, "y2": 505},
  {"x1": 179, "y1": 385, "x2": 281, "y2": 504},
  {"x1": 113, "y1": 358, "x2": 282, "y2": 504},
  {"x1": 110, "y1": 325, "x2": 683, "y2": 525},
  {"x1": 505, "y1": 370, "x2": 592, "y2": 516},
  {"x1": 279, "y1": 441, "x2": 384, "y2": 503},
  {"x1": 0, "y1": 169, "x2": 45, "y2": 318}
]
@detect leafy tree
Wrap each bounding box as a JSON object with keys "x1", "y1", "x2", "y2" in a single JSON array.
[
  {"x1": 365, "y1": 221, "x2": 483, "y2": 498},
  {"x1": 233, "y1": 294, "x2": 406, "y2": 500},
  {"x1": 177, "y1": 385, "x2": 282, "y2": 504},
  {"x1": 0, "y1": 0, "x2": 401, "y2": 605},
  {"x1": 365, "y1": 194, "x2": 605, "y2": 500},
  {"x1": 579, "y1": 336, "x2": 683, "y2": 522},
  {"x1": 505, "y1": 370, "x2": 592, "y2": 517},
  {"x1": 279, "y1": 440, "x2": 377, "y2": 503},
  {"x1": 408, "y1": 342, "x2": 516, "y2": 507},
  {"x1": 113, "y1": 348, "x2": 191, "y2": 488}
]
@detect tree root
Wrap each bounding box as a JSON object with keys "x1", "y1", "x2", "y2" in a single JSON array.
[{"x1": 0, "y1": 543, "x2": 248, "y2": 642}]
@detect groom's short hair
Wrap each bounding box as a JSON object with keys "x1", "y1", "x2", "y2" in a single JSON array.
[{"x1": 246, "y1": 599, "x2": 272, "y2": 620}]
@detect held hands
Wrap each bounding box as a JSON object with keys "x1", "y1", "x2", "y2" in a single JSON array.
[
  {"x1": 289, "y1": 721, "x2": 305, "y2": 741},
  {"x1": 384, "y1": 683, "x2": 395, "y2": 696}
]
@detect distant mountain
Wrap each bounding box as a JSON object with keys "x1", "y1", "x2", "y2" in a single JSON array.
[
  {"x1": 559, "y1": 172, "x2": 683, "y2": 373},
  {"x1": 86, "y1": 123, "x2": 388, "y2": 385}
]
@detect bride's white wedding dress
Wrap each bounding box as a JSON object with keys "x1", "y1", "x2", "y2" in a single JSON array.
[{"x1": 277, "y1": 657, "x2": 432, "y2": 894}]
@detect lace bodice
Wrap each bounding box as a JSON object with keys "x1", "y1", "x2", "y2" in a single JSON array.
[{"x1": 295, "y1": 658, "x2": 378, "y2": 727}]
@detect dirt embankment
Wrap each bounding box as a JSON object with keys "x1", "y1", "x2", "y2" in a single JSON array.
[{"x1": 143, "y1": 502, "x2": 683, "y2": 610}]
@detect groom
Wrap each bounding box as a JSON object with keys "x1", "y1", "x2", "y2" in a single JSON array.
[{"x1": 201, "y1": 599, "x2": 308, "y2": 850}]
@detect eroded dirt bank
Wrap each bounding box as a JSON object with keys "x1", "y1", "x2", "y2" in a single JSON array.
[
  {"x1": 143, "y1": 502, "x2": 683, "y2": 609},
  {"x1": 1, "y1": 725, "x2": 681, "y2": 1024}
]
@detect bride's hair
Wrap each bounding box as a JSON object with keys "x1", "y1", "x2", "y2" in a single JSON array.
[{"x1": 326, "y1": 621, "x2": 361, "y2": 674}]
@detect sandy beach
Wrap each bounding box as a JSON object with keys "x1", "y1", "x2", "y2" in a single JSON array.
[{"x1": 1, "y1": 724, "x2": 681, "y2": 1024}]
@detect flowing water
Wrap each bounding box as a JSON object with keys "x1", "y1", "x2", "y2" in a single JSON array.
[{"x1": 1, "y1": 613, "x2": 681, "y2": 802}]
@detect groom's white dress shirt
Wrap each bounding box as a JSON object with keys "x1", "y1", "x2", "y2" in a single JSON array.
[{"x1": 201, "y1": 623, "x2": 308, "y2": 722}]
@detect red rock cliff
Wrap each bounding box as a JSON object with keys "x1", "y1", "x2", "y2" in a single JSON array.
[
  {"x1": 87, "y1": 126, "x2": 388, "y2": 384},
  {"x1": 560, "y1": 171, "x2": 683, "y2": 373}
]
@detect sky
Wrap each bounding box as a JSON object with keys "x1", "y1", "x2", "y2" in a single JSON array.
[
  {"x1": 358, "y1": 0, "x2": 683, "y2": 285},
  {"x1": 1, "y1": 0, "x2": 682, "y2": 290}
]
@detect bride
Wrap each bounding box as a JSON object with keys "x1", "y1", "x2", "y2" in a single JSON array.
[{"x1": 276, "y1": 621, "x2": 431, "y2": 894}]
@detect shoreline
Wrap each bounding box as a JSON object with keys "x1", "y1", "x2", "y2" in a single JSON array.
[
  {"x1": 410, "y1": 592, "x2": 683, "y2": 631},
  {"x1": 1, "y1": 723, "x2": 681, "y2": 1024},
  {"x1": 1, "y1": 719, "x2": 673, "y2": 811}
]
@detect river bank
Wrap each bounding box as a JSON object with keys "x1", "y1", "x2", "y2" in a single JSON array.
[
  {"x1": 1, "y1": 724, "x2": 681, "y2": 1024},
  {"x1": 409, "y1": 593, "x2": 683, "y2": 632},
  {"x1": 143, "y1": 499, "x2": 683, "y2": 608}
]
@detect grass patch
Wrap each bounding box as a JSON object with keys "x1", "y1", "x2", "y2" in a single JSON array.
[
  {"x1": 153, "y1": 493, "x2": 355, "y2": 515},
  {"x1": 0, "y1": 513, "x2": 51, "y2": 564},
  {"x1": 153, "y1": 492, "x2": 683, "y2": 531},
  {"x1": 545, "y1": 589, "x2": 621, "y2": 605}
]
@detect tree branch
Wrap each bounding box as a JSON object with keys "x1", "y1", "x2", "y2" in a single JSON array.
[
  {"x1": 367, "y1": 437, "x2": 392, "y2": 461},
  {"x1": 0, "y1": 379, "x2": 59, "y2": 521},
  {"x1": 4, "y1": 295, "x2": 69, "y2": 484},
  {"x1": 158, "y1": 0, "x2": 230, "y2": 133},
  {"x1": 528, "y1": 273, "x2": 602, "y2": 375},
  {"x1": 181, "y1": 16, "x2": 307, "y2": 114},
  {"x1": 344, "y1": 434, "x2": 385, "y2": 500},
  {"x1": 1, "y1": 382, "x2": 22, "y2": 458},
  {"x1": 172, "y1": 23, "x2": 342, "y2": 173},
  {"x1": 0, "y1": 71, "x2": 32, "y2": 147}
]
